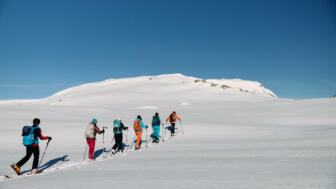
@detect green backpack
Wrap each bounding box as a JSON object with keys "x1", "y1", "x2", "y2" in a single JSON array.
[{"x1": 152, "y1": 116, "x2": 160, "y2": 126}]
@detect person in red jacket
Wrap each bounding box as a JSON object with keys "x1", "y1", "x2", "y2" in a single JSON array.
[
  {"x1": 166, "y1": 111, "x2": 181, "y2": 136},
  {"x1": 11, "y1": 118, "x2": 52, "y2": 175}
]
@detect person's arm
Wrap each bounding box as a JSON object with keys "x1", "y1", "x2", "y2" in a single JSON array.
[
  {"x1": 95, "y1": 125, "x2": 104, "y2": 134},
  {"x1": 120, "y1": 122, "x2": 128, "y2": 130},
  {"x1": 175, "y1": 115, "x2": 181, "y2": 121},
  {"x1": 35, "y1": 128, "x2": 49, "y2": 140},
  {"x1": 140, "y1": 121, "x2": 147, "y2": 129},
  {"x1": 113, "y1": 127, "x2": 116, "y2": 134},
  {"x1": 158, "y1": 119, "x2": 161, "y2": 125}
]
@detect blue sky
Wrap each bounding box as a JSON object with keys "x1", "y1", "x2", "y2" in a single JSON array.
[{"x1": 0, "y1": 0, "x2": 335, "y2": 99}]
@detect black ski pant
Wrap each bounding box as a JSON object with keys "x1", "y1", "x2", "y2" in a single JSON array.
[
  {"x1": 112, "y1": 134, "x2": 123, "y2": 151},
  {"x1": 171, "y1": 123, "x2": 176, "y2": 135},
  {"x1": 16, "y1": 145, "x2": 40, "y2": 169}
]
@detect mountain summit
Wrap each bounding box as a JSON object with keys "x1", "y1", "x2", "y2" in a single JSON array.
[{"x1": 42, "y1": 74, "x2": 276, "y2": 106}]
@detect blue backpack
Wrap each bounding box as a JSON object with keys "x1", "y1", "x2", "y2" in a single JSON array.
[
  {"x1": 22, "y1": 126, "x2": 38, "y2": 146},
  {"x1": 114, "y1": 120, "x2": 122, "y2": 135}
]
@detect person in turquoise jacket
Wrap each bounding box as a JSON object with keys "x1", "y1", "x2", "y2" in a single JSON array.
[{"x1": 151, "y1": 113, "x2": 161, "y2": 143}]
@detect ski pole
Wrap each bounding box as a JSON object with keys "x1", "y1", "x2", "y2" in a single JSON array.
[
  {"x1": 130, "y1": 135, "x2": 136, "y2": 151},
  {"x1": 39, "y1": 139, "x2": 51, "y2": 167},
  {"x1": 146, "y1": 127, "x2": 148, "y2": 148},
  {"x1": 179, "y1": 120, "x2": 184, "y2": 135},
  {"x1": 83, "y1": 144, "x2": 88, "y2": 160},
  {"x1": 104, "y1": 134, "x2": 115, "y2": 158},
  {"x1": 125, "y1": 129, "x2": 129, "y2": 145},
  {"x1": 102, "y1": 127, "x2": 108, "y2": 145},
  {"x1": 109, "y1": 134, "x2": 115, "y2": 152},
  {"x1": 121, "y1": 129, "x2": 128, "y2": 153},
  {"x1": 83, "y1": 135, "x2": 88, "y2": 160},
  {"x1": 161, "y1": 123, "x2": 165, "y2": 142},
  {"x1": 164, "y1": 123, "x2": 167, "y2": 136}
]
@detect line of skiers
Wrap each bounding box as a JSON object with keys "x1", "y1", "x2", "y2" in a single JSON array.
[{"x1": 11, "y1": 112, "x2": 182, "y2": 175}]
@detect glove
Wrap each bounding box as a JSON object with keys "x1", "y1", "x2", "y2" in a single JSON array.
[
  {"x1": 125, "y1": 127, "x2": 128, "y2": 130},
  {"x1": 48, "y1": 137, "x2": 52, "y2": 141},
  {"x1": 146, "y1": 125, "x2": 148, "y2": 129},
  {"x1": 102, "y1": 130, "x2": 105, "y2": 133}
]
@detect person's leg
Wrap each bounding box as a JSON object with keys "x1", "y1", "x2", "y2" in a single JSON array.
[
  {"x1": 86, "y1": 138, "x2": 91, "y2": 159},
  {"x1": 157, "y1": 126, "x2": 160, "y2": 138},
  {"x1": 112, "y1": 134, "x2": 118, "y2": 150},
  {"x1": 136, "y1": 132, "x2": 142, "y2": 147},
  {"x1": 32, "y1": 146, "x2": 40, "y2": 169},
  {"x1": 92, "y1": 139, "x2": 96, "y2": 159},
  {"x1": 117, "y1": 134, "x2": 123, "y2": 151},
  {"x1": 87, "y1": 139, "x2": 95, "y2": 159},
  {"x1": 171, "y1": 123, "x2": 175, "y2": 135},
  {"x1": 16, "y1": 146, "x2": 33, "y2": 168},
  {"x1": 157, "y1": 126, "x2": 161, "y2": 141},
  {"x1": 154, "y1": 126, "x2": 159, "y2": 140}
]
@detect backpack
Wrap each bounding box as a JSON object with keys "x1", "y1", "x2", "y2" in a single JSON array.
[
  {"x1": 134, "y1": 120, "x2": 142, "y2": 132},
  {"x1": 114, "y1": 120, "x2": 122, "y2": 134},
  {"x1": 85, "y1": 123, "x2": 95, "y2": 138},
  {"x1": 22, "y1": 126, "x2": 37, "y2": 146},
  {"x1": 22, "y1": 126, "x2": 31, "y2": 136},
  {"x1": 169, "y1": 114, "x2": 175, "y2": 122},
  {"x1": 152, "y1": 116, "x2": 160, "y2": 126}
]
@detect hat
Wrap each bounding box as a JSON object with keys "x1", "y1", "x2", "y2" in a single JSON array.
[
  {"x1": 33, "y1": 118, "x2": 40, "y2": 125},
  {"x1": 91, "y1": 118, "x2": 98, "y2": 124}
]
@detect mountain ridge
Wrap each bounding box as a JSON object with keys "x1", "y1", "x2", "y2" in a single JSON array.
[
  {"x1": 49, "y1": 73, "x2": 276, "y2": 99},
  {"x1": 0, "y1": 74, "x2": 277, "y2": 105}
]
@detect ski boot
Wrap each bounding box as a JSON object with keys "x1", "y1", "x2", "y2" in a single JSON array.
[{"x1": 10, "y1": 164, "x2": 21, "y2": 175}]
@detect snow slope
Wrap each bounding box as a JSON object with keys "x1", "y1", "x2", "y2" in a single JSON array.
[{"x1": 0, "y1": 74, "x2": 336, "y2": 189}]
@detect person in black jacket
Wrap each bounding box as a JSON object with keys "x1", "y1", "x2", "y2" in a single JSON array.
[
  {"x1": 11, "y1": 118, "x2": 52, "y2": 175},
  {"x1": 112, "y1": 118, "x2": 128, "y2": 153}
]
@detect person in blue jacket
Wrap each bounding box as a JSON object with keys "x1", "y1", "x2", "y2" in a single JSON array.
[{"x1": 151, "y1": 113, "x2": 161, "y2": 143}]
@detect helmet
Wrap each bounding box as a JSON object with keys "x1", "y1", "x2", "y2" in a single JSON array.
[{"x1": 91, "y1": 118, "x2": 98, "y2": 124}]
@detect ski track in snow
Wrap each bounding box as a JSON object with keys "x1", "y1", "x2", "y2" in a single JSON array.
[{"x1": 0, "y1": 129, "x2": 180, "y2": 182}]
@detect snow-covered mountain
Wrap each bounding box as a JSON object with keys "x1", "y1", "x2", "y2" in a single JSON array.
[
  {"x1": 1, "y1": 74, "x2": 335, "y2": 189},
  {"x1": 39, "y1": 73, "x2": 276, "y2": 106}
]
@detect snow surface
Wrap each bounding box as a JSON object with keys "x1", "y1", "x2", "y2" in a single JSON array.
[{"x1": 0, "y1": 74, "x2": 336, "y2": 189}]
